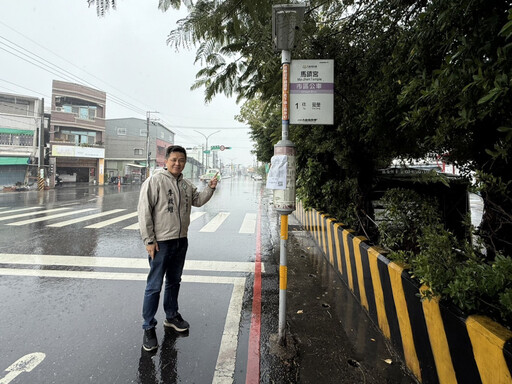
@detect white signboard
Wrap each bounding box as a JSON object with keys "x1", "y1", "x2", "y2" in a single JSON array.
[
  {"x1": 266, "y1": 155, "x2": 287, "y2": 190},
  {"x1": 52, "y1": 145, "x2": 105, "y2": 159},
  {"x1": 290, "y1": 59, "x2": 334, "y2": 125}
]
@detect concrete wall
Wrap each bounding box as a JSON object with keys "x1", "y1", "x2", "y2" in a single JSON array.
[{"x1": 294, "y1": 201, "x2": 512, "y2": 384}]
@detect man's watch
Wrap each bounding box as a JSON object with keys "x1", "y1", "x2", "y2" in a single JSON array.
[{"x1": 147, "y1": 241, "x2": 154, "y2": 245}]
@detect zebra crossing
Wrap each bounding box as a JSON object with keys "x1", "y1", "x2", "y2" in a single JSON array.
[{"x1": 0, "y1": 207, "x2": 257, "y2": 234}]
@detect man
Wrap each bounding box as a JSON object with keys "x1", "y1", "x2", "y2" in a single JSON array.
[{"x1": 138, "y1": 145, "x2": 218, "y2": 352}]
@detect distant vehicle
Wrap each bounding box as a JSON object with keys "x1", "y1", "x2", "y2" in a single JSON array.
[
  {"x1": 199, "y1": 168, "x2": 221, "y2": 183},
  {"x1": 252, "y1": 174, "x2": 263, "y2": 181}
]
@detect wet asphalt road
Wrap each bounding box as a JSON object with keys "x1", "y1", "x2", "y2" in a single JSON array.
[{"x1": 0, "y1": 176, "x2": 264, "y2": 383}]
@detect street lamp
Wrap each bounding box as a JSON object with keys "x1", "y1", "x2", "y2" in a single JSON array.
[
  {"x1": 194, "y1": 129, "x2": 220, "y2": 170},
  {"x1": 271, "y1": 3, "x2": 306, "y2": 346}
]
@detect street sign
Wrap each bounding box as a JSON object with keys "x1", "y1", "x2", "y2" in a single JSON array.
[
  {"x1": 211, "y1": 145, "x2": 231, "y2": 151},
  {"x1": 289, "y1": 59, "x2": 334, "y2": 125},
  {"x1": 203, "y1": 150, "x2": 211, "y2": 154}
]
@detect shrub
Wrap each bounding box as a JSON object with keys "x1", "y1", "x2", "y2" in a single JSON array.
[{"x1": 379, "y1": 188, "x2": 512, "y2": 327}]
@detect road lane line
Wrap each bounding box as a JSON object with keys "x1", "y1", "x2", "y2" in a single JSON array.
[
  {"x1": 0, "y1": 207, "x2": 44, "y2": 214},
  {"x1": 85, "y1": 212, "x2": 138, "y2": 228},
  {"x1": 239, "y1": 213, "x2": 257, "y2": 234},
  {"x1": 6, "y1": 209, "x2": 96, "y2": 226},
  {"x1": 0, "y1": 253, "x2": 263, "y2": 273},
  {"x1": 0, "y1": 268, "x2": 242, "y2": 283},
  {"x1": 213, "y1": 278, "x2": 245, "y2": 383},
  {"x1": 191, "y1": 211, "x2": 206, "y2": 222},
  {"x1": 0, "y1": 268, "x2": 245, "y2": 384},
  {"x1": 124, "y1": 211, "x2": 228, "y2": 230},
  {"x1": 123, "y1": 222, "x2": 139, "y2": 230},
  {"x1": 47, "y1": 209, "x2": 126, "y2": 227},
  {"x1": 199, "y1": 212, "x2": 230, "y2": 232},
  {"x1": 0, "y1": 208, "x2": 70, "y2": 222}
]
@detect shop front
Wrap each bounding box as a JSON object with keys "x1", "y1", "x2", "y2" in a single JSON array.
[{"x1": 51, "y1": 144, "x2": 105, "y2": 186}]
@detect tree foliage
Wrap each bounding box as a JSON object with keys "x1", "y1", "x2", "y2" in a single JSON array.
[
  {"x1": 87, "y1": 0, "x2": 116, "y2": 16},
  {"x1": 92, "y1": 0, "x2": 512, "y2": 259}
]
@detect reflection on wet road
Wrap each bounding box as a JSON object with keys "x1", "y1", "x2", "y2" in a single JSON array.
[{"x1": 0, "y1": 177, "x2": 264, "y2": 383}]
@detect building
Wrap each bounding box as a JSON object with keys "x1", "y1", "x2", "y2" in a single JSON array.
[
  {"x1": 182, "y1": 146, "x2": 204, "y2": 179},
  {"x1": 104, "y1": 117, "x2": 175, "y2": 183},
  {"x1": 0, "y1": 92, "x2": 45, "y2": 187},
  {"x1": 49, "y1": 80, "x2": 106, "y2": 185}
]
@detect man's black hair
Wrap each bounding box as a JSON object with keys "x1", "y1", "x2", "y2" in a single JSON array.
[{"x1": 165, "y1": 145, "x2": 187, "y2": 159}]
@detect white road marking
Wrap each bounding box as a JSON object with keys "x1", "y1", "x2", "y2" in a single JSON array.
[
  {"x1": 0, "y1": 267, "x2": 244, "y2": 383},
  {"x1": 47, "y1": 209, "x2": 126, "y2": 227},
  {"x1": 238, "y1": 213, "x2": 257, "y2": 234},
  {"x1": 0, "y1": 208, "x2": 70, "y2": 222},
  {"x1": 85, "y1": 212, "x2": 138, "y2": 228},
  {"x1": 0, "y1": 207, "x2": 44, "y2": 214},
  {"x1": 0, "y1": 352, "x2": 46, "y2": 384},
  {"x1": 124, "y1": 211, "x2": 218, "y2": 231},
  {"x1": 0, "y1": 268, "x2": 238, "y2": 283},
  {"x1": 6, "y1": 208, "x2": 96, "y2": 226},
  {"x1": 123, "y1": 222, "x2": 139, "y2": 230},
  {"x1": 190, "y1": 211, "x2": 206, "y2": 222},
  {"x1": 0, "y1": 253, "x2": 263, "y2": 273},
  {"x1": 213, "y1": 279, "x2": 245, "y2": 383},
  {"x1": 0, "y1": 253, "x2": 256, "y2": 384},
  {"x1": 199, "y1": 212, "x2": 230, "y2": 232}
]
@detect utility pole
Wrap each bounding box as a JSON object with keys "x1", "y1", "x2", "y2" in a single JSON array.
[
  {"x1": 146, "y1": 111, "x2": 158, "y2": 179},
  {"x1": 37, "y1": 98, "x2": 45, "y2": 191}
]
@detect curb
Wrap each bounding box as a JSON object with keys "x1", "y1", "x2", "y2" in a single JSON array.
[{"x1": 294, "y1": 201, "x2": 512, "y2": 384}]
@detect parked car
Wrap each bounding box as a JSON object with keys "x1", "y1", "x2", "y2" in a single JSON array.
[{"x1": 199, "y1": 168, "x2": 221, "y2": 183}]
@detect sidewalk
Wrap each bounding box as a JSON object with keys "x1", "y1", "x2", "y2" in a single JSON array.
[{"x1": 262, "y1": 213, "x2": 418, "y2": 383}]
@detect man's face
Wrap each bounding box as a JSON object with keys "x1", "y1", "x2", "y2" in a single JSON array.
[{"x1": 165, "y1": 151, "x2": 186, "y2": 177}]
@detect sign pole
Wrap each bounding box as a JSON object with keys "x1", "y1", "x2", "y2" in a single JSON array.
[{"x1": 277, "y1": 49, "x2": 294, "y2": 345}]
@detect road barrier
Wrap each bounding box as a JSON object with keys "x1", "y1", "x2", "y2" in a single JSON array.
[{"x1": 294, "y1": 200, "x2": 512, "y2": 384}]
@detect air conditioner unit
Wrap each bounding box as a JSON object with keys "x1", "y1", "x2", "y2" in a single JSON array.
[{"x1": 55, "y1": 107, "x2": 63, "y2": 112}]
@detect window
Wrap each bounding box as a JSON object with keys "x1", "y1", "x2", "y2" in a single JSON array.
[
  {"x1": 58, "y1": 129, "x2": 96, "y2": 144},
  {"x1": 140, "y1": 129, "x2": 147, "y2": 137},
  {"x1": 160, "y1": 132, "x2": 164, "y2": 139},
  {"x1": 117, "y1": 128, "x2": 127, "y2": 135},
  {"x1": 60, "y1": 104, "x2": 96, "y2": 120},
  {"x1": 0, "y1": 132, "x2": 33, "y2": 146},
  {"x1": 134, "y1": 148, "x2": 143, "y2": 156}
]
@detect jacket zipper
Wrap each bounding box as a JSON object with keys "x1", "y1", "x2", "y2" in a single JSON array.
[{"x1": 177, "y1": 176, "x2": 182, "y2": 238}]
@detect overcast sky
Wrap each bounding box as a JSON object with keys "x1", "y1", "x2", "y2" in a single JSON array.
[{"x1": 0, "y1": 0, "x2": 255, "y2": 166}]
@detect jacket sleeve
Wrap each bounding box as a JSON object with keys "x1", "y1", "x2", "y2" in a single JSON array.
[
  {"x1": 191, "y1": 183, "x2": 215, "y2": 207},
  {"x1": 138, "y1": 178, "x2": 157, "y2": 245}
]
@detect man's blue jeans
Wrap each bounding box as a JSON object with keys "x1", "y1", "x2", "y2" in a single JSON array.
[{"x1": 142, "y1": 238, "x2": 188, "y2": 330}]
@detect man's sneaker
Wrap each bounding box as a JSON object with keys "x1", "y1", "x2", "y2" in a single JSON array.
[
  {"x1": 164, "y1": 313, "x2": 190, "y2": 332},
  {"x1": 142, "y1": 327, "x2": 158, "y2": 351}
]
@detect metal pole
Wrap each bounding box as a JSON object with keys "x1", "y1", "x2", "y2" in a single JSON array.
[
  {"x1": 37, "y1": 98, "x2": 45, "y2": 191},
  {"x1": 194, "y1": 130, "x2": 220, "y2": 171},
  {"x1": 278, "y1": 49, "x2": 291, "y2": 345},
  {"x1": 146, "y1": 112, "x2": 150, "y2": 178}
]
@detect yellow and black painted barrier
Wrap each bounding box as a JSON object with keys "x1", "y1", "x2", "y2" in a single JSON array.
[{"x1": 294, "y1": 201, "x2": 512, "y2": 384}]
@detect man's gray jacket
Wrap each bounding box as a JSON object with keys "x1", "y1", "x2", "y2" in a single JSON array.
[{"x1": 138, "y1": 170, "x2": 215, "y2": 245}]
